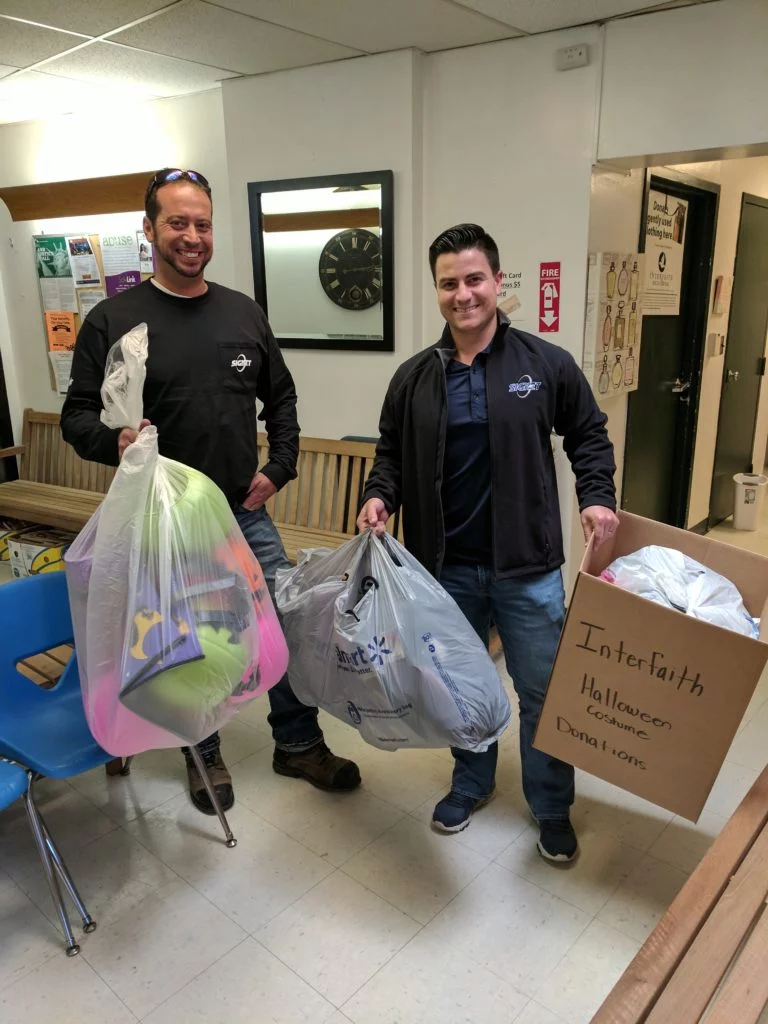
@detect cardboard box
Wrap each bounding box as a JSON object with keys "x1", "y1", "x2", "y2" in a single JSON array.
[
  {"x1": 8, "y1": 528, "x2": 74, "y2": 578},
  {"x1": 534, "y1": 511, "x2": 768, "y2": 821}
]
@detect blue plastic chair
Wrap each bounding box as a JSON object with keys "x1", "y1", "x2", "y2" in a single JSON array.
[
  {"x1": 0, "y1": 571, "x2": 237, "y2": 956},
  {"x1": 0, "y1": 571, "x2": 111, "y2": 955}
]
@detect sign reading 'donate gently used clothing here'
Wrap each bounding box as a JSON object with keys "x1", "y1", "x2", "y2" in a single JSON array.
[
  {"x1": 643, "y1": 190, "x2": 688, "y2": 315},
  {"x1": 583, "y1": 252, "x2": 644, "y2": 398},
  {"x1": 534, "y1": 512, "x2": 768, "y2": 821}
]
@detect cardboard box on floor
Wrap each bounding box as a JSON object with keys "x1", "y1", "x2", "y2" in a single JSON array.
[
  {"x1": 534, "y1": 511, "x2": 768, "y2": 822},
  {"x1": 8, "y1": 527, "x2": 74, "y2": 578}
]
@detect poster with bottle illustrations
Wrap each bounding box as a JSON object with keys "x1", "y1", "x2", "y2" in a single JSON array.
[
  {"x1": 583, "y1": 252, "x2": 644, "y2": 398},
  {"x1": 642, "y1": 190, "x2": 687, "y2": 315}
]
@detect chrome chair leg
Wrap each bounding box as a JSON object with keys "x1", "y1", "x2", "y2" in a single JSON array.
[
  {"x1": 23, "y1": 775, "x2": 80, "y2": 956},
  {"x1": 40, "y1": 819, "x2": 96, "y2": 934},
  {"x1": 187, "y1": 746, "x2": 237, "y2": 848}
]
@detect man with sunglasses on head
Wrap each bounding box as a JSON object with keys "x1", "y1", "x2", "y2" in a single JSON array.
[{"x1": 61, "y1": 168, "x2": 361, "y2": 814}]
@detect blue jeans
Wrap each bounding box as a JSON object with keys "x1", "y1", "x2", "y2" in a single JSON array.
[
  {"x1": 196, "y1": 506, "x2": 323, "y2": 755},
  {"x1": 438, "y1": 564, "x2": 574, "y2": 820}
]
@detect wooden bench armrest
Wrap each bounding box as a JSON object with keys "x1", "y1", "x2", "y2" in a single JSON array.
[{"x1": 0, "y1": 445, "x2": 24, "y2": 458}]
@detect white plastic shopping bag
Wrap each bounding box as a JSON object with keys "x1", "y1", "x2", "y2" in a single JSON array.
[
  {"x1": 65, "y1": 323, "x2": 288, "y2": 755},
  {"x1": 275, "y1": 531, "x2": 511, "y2": 751}
]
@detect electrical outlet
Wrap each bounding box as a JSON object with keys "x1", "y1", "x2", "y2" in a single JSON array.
[{"x1": 555, "y1": 44, "x2": 590, "y2": 71}]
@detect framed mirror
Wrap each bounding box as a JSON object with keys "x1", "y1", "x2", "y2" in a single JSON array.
[{"x1": 247, "y1": 170, "x2": 394, "y2": 351}]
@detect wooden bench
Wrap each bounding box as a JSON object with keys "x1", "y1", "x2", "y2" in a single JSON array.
[
  {"x1": 594, "y1": 763, "x2": 768, "y2": 1024},
  {"x1": 0, "y1": 409, "x2": 399, "y2": 557}
]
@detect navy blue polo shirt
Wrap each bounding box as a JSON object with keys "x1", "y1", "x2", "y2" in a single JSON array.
[{"x1": 441, "y1": 343, "x2": 493, "y2": 566}]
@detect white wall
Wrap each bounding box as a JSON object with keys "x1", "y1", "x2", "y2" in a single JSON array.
[
  {"x1": 423, "y1": 27, "x2": 603, "y2": 580},
  {"x1": 222, "y1": 50, "x2": 423, "y2": 441},
  {"x1": 0, "y1": 89, "x2": 233, "y2": 438},
  {"x1": 599, "y1": 0, "x2": 768, "y2": 165}
]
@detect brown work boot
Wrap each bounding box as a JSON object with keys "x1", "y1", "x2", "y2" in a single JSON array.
[
  {"x1": 273, "y1": 742, "x2": 361, "y2": 792},
  {"x1": 184, "y1": 746, "x2": 234, "y2": 815}
]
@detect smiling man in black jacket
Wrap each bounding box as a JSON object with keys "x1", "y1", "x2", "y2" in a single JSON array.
[
  {"x1": 358, "y1": 223, "x2": 618, "y2": 862},
  {"x1": 62, "y1": 168, "x2": 361, "y2": 815}
]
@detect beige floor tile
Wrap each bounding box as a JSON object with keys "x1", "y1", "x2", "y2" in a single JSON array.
[
  {"x1": 343, "y1": 930, "x2": 528, "y2": 1024},
  {"x1": 232, "y1": 748, "x2": 404, "y2": 866},
  {"x1": 143, "y1": 936, "x2": 335, "y2": 1024},
  {"x1": 570, "y1": 771, "x2": 674, "y2": 852},
  {"x1": 342, "y1": 816, "x2": 489, "y2": 924},
  {"x1": 701, "y1": 758, "x2": 759, "y2": 819},
  {"x1": 124, "y1": 794, "x2": 334, "y2": 933},
  {"x1": 497, "y1": 826, "x2": 644, "y2": 916},
  {"x1": 257, "y1": 871, "x2": 420, "y2": 1007},
  {"x1": 513, "y1": 1003, "x2": 568, "y2": 1024},
  {"x1": 0, "y1": 871, "x2": 60, "y2": 993},
  {"x1": 325, "y1": 731, "x2": 451, "y2": 813},
  {"x1": 16, "y1": 827, "x2": 177, "y2": 931},
  {"x1": 422, "y1": 863, "x2": 591, "y2": 998},
  {"x1": 82, "y1": 877, "x2": 246, "y2": 1018},
  {"x1": 597, "y1": 854, "x2": 689, "y2": 943},
  {"x1": 0, "y1": 779, "x2": 117, "y2": 883},
  {"x1": 217, "y1": 716, "x2": 276, "y2": 764},
  {"x1": 647, "y1": 808, "x2": 728, "y2": 873},
  {"x1": 68, "y1": 748, "x2": 187, "y2": 826},
  {"x1": 411, "y1": 784, "x2": 530, "y2": 861},
  {"x1": 726, "y1": 699, "x2": 768, "y2": 771},
  {"x1": 534, "y1": 920, "x2": 640, "y2": 1024},
  {"x1": 0, "y1": 954, "x2": 137, "y2": 1024}
]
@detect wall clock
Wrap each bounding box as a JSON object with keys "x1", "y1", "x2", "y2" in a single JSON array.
[{"x1": 318, "y1": 228, "x2": 382, "y2": 310}]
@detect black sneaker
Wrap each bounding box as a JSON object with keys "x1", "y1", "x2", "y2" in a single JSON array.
[
  {"x1": 184, "y1": 746, "x2": 234, "y2": 816},
  {"x1": 432, "y1": 790, "x2": 494, "y2": 834},
  {"x1": 536, "y1": 818, "x2": 578, "y2": 863},
  {"x1": 273, "y1": 742, "x2": 361, "y2": 792}
]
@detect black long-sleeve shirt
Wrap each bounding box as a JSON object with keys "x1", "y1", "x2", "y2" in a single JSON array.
[{"x1": 61, "y1": 280, "x2": 299, "y2": 504}]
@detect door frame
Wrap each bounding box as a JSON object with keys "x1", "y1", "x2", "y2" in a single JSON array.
[
  {"x1": 708, "y1": 191, "x2": 768, "y2": 527},
  {"x1": 622, "y1": 168, "x2": 719, "y2": 528}
]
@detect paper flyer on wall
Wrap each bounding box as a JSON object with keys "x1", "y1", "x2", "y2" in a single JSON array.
[
  {"x1": 583, "y1": 252, "x2": 644, "y2": 399},
  {"x1": 34, "y1": 236, "x2": 77, "y2": 312},
  {"x1": 66, "y1": 236, "x2": 101, "y2": 287},
  {"x1": 643, "y1": 190, "x2": 687, "y2": 315},
  {"x1": 48, "y1": 352, "x2": 73, "y2": 395},
  {"x1": 78, "y1": 288, "x2": 106, "y2": 321},
  {"x1": 44, "y1": 311, "x2": 77, "y2": 351},
  {"x1": 100, "y1": 232, "x2": 141, "y2": 296},
  {"x1": 137, "y1": 230, "x2": 154, "y2": 274}
]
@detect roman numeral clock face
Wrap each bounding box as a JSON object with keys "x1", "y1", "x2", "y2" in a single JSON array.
[{"x1": 318, "y1": 228, "x2": 382, "y2": 310}]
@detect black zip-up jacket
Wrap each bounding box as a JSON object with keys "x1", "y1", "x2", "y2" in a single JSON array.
[
  {"x1": 60, "y1": 280, "x2": 299, "y2": 505},
  {"x1": 362, "y1": 318, "x2": 616, "y2": 578}
]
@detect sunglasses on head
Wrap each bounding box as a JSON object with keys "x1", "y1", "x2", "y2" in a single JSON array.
[{"x1": 148, "y1": 169, "x2": 210, "y2": 193}]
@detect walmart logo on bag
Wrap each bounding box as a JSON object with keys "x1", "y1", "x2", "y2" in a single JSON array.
[
  {"x1": 335, "y1": 636, "x2": 393, "y2": 671},
  {"x1": 367, "y1": 635, "x2": 392, "y2": 666}
]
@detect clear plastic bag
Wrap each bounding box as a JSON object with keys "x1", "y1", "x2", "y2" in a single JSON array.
[
  {"x1": 275, "y1": 531, "x2": 511, "y2": 751},
  {"x1": 65, "y1": 324, "x2": 288, "y2": 755},
  {"x1": 601, "y1": 545, "x2": 758, "y2": 638}
]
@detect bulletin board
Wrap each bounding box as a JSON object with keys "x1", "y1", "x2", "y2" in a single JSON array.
[{"x1": 33, "y1": 228, "x2": 154, "y2": 393}]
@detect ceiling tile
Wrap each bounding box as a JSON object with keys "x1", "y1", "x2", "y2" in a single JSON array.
[
  {"x1": 0, "y1": 1, "x2": 177, "y2": 37},
  {"x1": 0, "y1": 69, "x2": 160, "y2": 125},
  {"x1": 40, "y1": 40, "x2": 238, "y2": 97},
  {"x1": 0, "y1": 17, "x2": 86, "y2": 66},
  {"x1": 213, "y1": 0, "x2": 522, "y2": 53},
  {"x1": 112, "y1": 1, "x2": 360, "y2": 74},
  {"x1": 452, "y1": 0, "x2": 701, "y2": 33}
]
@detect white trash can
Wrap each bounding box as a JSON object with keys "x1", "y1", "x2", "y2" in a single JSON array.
[{"x1": 733, "y1": 473, "x2": 768, "y2": 531}]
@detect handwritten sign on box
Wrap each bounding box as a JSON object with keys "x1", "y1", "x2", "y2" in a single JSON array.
[{"x1": 534, "y1": 512, "x2": 768, "y2": 821}]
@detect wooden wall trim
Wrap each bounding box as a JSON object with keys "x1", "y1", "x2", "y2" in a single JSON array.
[
  {"x1": 0, "y1": 171, "x2": 155, "y2": 222},
  {"x1": 262, "y1": 208, "x2": 381, "y2": 233}
]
